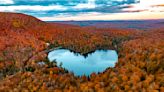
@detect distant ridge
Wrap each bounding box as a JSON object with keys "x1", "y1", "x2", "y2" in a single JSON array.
[{"x1": 50, "y1": 19, "x2": 164, "y2": 29}]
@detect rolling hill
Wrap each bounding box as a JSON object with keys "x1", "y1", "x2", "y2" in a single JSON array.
[{"x1": 0, "y1": 12, "x2": 163, "y2": 92}]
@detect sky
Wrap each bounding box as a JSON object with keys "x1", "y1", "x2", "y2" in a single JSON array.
[{"x1": 0, "y1": 0, "x2": 164, "y2": 21}]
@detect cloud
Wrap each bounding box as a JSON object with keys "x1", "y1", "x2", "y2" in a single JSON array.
[
  {"x1": 0, "y1": 0, "x2": 14, "y2": 4},
  {"x1": 0, "y1": 0, "x2": 140, "y2": 12},
  {"x1": 0, "y1": 0, "x2": 164, "y2": 21},
  {"x1": 0, "y1": 5, "x2": 67, "y2": 12},
  {"x1": 73, "y1": 0, "x2": 96, "y2": 9},
  {"x1": 122, "y1": 0, "x2": 164, "y2": 12}
]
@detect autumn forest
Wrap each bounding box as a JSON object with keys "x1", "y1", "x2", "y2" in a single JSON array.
[{"x1": 0, "y1": 12, "x2": 163, "y2": 92}]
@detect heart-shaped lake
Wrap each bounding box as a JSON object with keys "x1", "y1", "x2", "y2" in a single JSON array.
[{"x1": 48, "y1": 49, "x2": 118, "y2": 76}]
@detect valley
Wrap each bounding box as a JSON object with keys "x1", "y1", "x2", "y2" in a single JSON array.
[{"x1": 0, "y1": 12, "x2": 163, "y2": 92}]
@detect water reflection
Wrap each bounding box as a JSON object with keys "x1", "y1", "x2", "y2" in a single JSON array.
[{"x1": 48, "y1": 49, "x2": 118, "y2": 76}]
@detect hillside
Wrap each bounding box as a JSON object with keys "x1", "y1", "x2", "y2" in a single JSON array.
[
  {"x1": 0, "y1": 12, "x2": 123, "y2": 76},
  {"x1": 0, "y1": 12, "x2": 164, "y2": 92}
]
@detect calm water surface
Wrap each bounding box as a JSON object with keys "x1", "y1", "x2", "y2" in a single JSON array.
[{"x1": 48, "y1": 49, "x2": 118, "y2": 76}]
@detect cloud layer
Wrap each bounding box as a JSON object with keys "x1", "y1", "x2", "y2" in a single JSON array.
[
  {"x1": 0, "y1": 0, "x2": 14, "y2": 4},
  {"x1": 0, "y1": 0, "x2": 164, "y2": 21}
]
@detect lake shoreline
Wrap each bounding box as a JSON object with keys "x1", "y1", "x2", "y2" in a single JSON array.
[{"x1": 48, "y1": 49, "x2": 118, "y2": 76}]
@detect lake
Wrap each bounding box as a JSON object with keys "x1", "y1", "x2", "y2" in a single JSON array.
[{"x1": 48, "y1": 49, "x2": 118, "y2": 76}]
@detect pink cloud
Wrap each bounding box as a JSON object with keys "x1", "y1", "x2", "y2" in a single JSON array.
[{"x1": 122, "y1": 0, "x2": 164, "y2": 12}]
